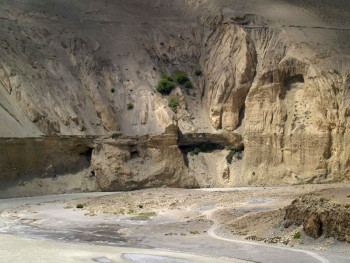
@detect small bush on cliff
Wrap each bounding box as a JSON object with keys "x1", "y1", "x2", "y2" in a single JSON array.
[
  {"x1": 161, "y1": 73, "x2": 173, "y2": 82},
  {"x1": 187, "y1": 144, "x2": 221, "y2": 156},
  {"x1": 76, "y1": 204, "x2": 84, "y2": 209},
  {"x1": 185, "y1": 80, "x2": 193, "y2": 89},
  {"x1": 168, "y1": 96, "x2": 179, "y2": 112},
  {"x1": 226, "y1": 149, "x2": 235, "y2": 164},
  {"x1": 195, "y1": 70, "x2": 202, "y2": 76},
  {"x1": 157, "y1": 78, "x2": 175, "y2": 94},
  {"x1": 226, "y1": 146, "x2": 244, "y2": 164},
  {"x1": 174, "y1": 70, "x2": 190, "y2": 84},
  {"x1": 192, "y1": 147, "x2": 202, "y2": 155},
  {"x1": 127, "y1": 102, "x2": 134, "y2": 110},
  {"x1": 293, "y1": 232, "x2": 301, "y2": 239}
]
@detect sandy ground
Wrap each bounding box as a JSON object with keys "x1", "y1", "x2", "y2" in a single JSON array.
[
  {"x1": 315, "y1": 188, "x2": 350, "y2": 204},
  {"x1": 0, "y1": 234, "x2": 233, "y2": 263},
  {"x1": 1, "y1": 184, "x2": 350, "y2": 263},
  {"x1": 0, "y1": 193, "x2": 237, "y2": 263}
]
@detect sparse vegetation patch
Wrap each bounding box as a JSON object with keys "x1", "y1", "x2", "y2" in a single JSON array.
[
  {"x1": 226, "y1": 146, "x2": 244, "y2": 164},
  {"x1": 293, "y1": 232, "x2": 301, "y2": 239},
  {"x1": 174, "y1": 70, "x2": 190, "y2": 85},
  {"x1": 185, "y1": 80, "x2": 193, "y2": 89},
  {"x1": 161, "y1": 73, "x2": 173, "y2": 82},
  {"x1": 127, "y1": 209, "x2": 136, "y2": 215},
  {"x1": 168, "y1": 96, "x2": 179, "y2": 112},
  {"x1": 195, "y1": 70, "x2": 202, "y2": 76},
  {"x1": 127, "y1": 102, "x2": 134, "y2": 110},
  {"x1": 182, "y1": 143, "x2": 223, "y2": 156},
  {"x1": 138, "y1": 211, "x2": 157, "y2": 217}
]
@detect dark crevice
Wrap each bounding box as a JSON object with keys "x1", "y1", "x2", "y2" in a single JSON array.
[
  {"x1": 236, "y1": 105, "x2": 246, "y2": 129},
  {"x1": 179, "y1": 143, "x2": 224, "y2": 167},
  {"x1": 79, "y1": 147, "x2": 93, "y2": 163},
  {"x1": 281, "y1": 74, "x2": 305, "y2": 100},
  {"x1": 130, "y1": 150, "x2": 140, "y2": 159},
  {"x1": 284, "y1": 74, "x2": 305, "y2": 86}
]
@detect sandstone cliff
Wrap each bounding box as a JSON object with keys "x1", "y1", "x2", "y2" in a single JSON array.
[
  {"x1": 91, "y1": 126, "x2": 198, "y2": 191},
  {"x1": 0, "y1": 0, "x2": 350, "y2": 195}
]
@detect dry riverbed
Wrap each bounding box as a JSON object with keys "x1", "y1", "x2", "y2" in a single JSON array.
[{"x1": 1, "y1": 184, "x2": 350, "y2": 263}]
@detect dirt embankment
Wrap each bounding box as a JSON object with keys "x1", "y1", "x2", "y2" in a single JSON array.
[{"x1": 284, "y1": 188, "x2": 350, "y2": 242}]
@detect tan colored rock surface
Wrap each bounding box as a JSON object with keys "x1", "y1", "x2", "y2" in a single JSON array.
[
  {"x1": 0, "y1": 0, "x2": 350, "y2": 193},
  {"x1": 0, "y1": 136, "x2": 95, "y2": 182},
  {"x1": 91, "y1": 126, "x2": 199, "y2": 191},
  {"x1": 205, "y1": 21, "x2": 257, "y2": 131}
]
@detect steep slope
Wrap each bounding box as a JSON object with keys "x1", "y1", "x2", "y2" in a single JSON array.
[{"x1": 0, "y1": 0, "x2": 350, "y2": 194}]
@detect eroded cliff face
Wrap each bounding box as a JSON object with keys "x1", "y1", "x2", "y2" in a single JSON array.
[
  {"x1": 205, "y1": 21, "x2": 257, "y2": 131},
  {"x1": 91, "y1": 126, "x2": 198, "y2": 191},
  {"x1": 0, "y1": 135, "x2": 97, "y2": 197},
  {"x1": 0, "y1": 127, "x2": 206, "y2": 197},
  {"x1": 0, "y1": 0, "x2": 350, "y2": 195},
  {"x1": 241, "y1": 24, "x2": 350, "y2": 185}
]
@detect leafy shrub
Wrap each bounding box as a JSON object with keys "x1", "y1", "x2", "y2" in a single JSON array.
[
  {"x1": 293, "y1": 232, "x2": 301, "y2": 239},
  {"x1": 195, "y1": 70, "x2": 202, "y2": 76},
  {"x1": 161, "y1": 73, "x2": 173, "y2": 82},
  {"x1": 138, "y1": 204, "x2": 143, "y2": 209},
  {"x1": 185, "y1": 80, "x2": 193, "y2": 89},
  {"x1": 191, "y1": 147, "x2": 201, "y2": 155},
  {"x1": 127, "y1": 102, "x2": 134, "y2": 110},
  {"x1": 174, "y1": 70, "x2": 190, "y2": 84},
  {"x1": 185, "y1": 144, "x2": 222, "y2": 156},
  {"x1": 226, "y1": 146, "x2": 244, "y2": 164},
  {"x1": 168, "y1": 96, "x2": 179, "y2": 112},
  {"x1": 157, "y1": 78, "x2": 175, "y2": 94},
  {"x1": 226, "y1": 150, "x2": 235, "y2": 164},
  {"x1": 76, "y1": 204, "x2": 84, "y2": 209}
]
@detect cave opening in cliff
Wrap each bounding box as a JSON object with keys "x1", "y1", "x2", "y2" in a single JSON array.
[
  {"x1": 79, "y1": 147, "x2": 93, "y2": 163},
  {"x1": 130, "y1": 150, "x2": 140, "y2": 159},
  {"x1": 179, "y1": 143, "x2": 225, "y2": 167},
  {"x1": 283, "y1": 74, "x2": 305, "y2": 86},
  {"x1": 281, "y1": 74, "x2": 305, "y2": 100}
]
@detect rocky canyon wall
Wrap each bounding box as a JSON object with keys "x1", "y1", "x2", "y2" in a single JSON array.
[
  {"x1": 0, "y1": 136, "x2": 96, "y2": 182},
  {"x1": 0, "y1": 0, "x2": 350, "y2": 196}
]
